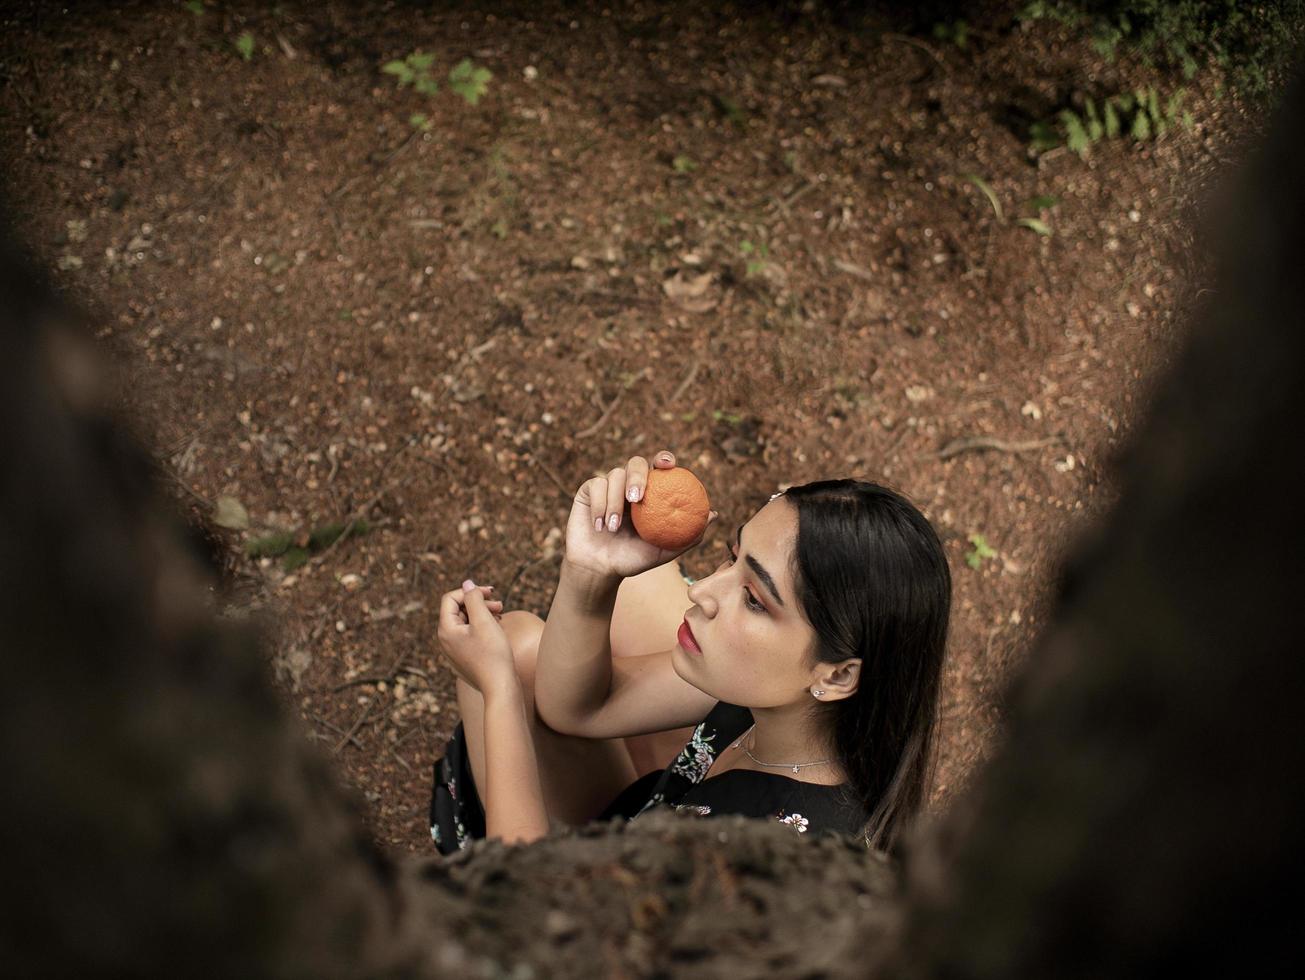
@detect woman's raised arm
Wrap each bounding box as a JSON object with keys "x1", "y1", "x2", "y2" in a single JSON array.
[
  {"x1": 532, "y1": 559, "x2": 624, "y2": 734},
  {"x1": 533, "y1": 452, "x2": 716, "y2": 736},
  {"x1": 535, "y1": 557, "x2": 718, "y2": 740}
]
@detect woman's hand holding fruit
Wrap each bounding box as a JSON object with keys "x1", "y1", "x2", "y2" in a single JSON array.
[{"x1": 563, "y1": 449, "x2": 716, "y2": 582}]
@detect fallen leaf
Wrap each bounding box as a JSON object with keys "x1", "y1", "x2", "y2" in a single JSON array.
[
  {"x1": 213, "y1": 495, "x2": 249, "y2": 530},
  {"x1": 662, "y1": 269, "x2": 718, "y2": 313}
]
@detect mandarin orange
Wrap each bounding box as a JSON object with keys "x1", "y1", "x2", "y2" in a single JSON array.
[{"x1": 630, "y1": 466, "x2": 711, "y2": 550}]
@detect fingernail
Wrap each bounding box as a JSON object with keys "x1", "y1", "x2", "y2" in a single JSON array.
[
  {"x1": 462, "y1": 579, "x2": 476, "y2": 591},
  {"x1": 627, "y1": 485, "x2": 641, "y2": 502},
  {"x1": 607, "y1": 513, "x2": 619, "y2": 532},
  {"x1": 595, "y1": 517, "x2": 604, "y2": 532}
]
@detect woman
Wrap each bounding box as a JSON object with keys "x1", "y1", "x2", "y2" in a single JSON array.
[{"x1": 430, "y1": 449, "x2": 951, "y2": 855}]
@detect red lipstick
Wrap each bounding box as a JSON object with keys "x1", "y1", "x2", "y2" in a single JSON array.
[{"x1": 677, "y1": 619, "x2": 702, "y2": 655}]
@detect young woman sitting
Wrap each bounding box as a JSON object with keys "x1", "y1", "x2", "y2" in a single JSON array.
[{"x1": 430, "y1": 449, "x2": 952, "y2": 855}]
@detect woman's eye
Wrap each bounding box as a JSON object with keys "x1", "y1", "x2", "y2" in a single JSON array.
[{"x1": 724, "y1": 548, "x2": 765, "y2": 612}]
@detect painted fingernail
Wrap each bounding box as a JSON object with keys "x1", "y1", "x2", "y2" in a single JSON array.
[
  {"x1": 627, "y1": 485, "x2": 641, "y2": 502},
  {"x1": 595, "y1": 517, "x2": 604, "y2": 532},
  {"x1": 462, "y1": 579, "x2": 476, "y2": 591},
  {"x1": 608, "y1": 513, "x2": 619, "y2": 532}
]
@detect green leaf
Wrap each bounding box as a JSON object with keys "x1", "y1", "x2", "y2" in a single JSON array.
[
  {"x1": 234, "y1": 32, "x2": 255, "y2": 62},
  {"x1": 409, "y1": 112, "x2": 430, "y2": 131},
  {"x1": 414, "y1": 76, "x2": 439, "y2": 96},
  {"x1": 965, "y1": 533, "x2": 998, "y2": 569},
  {"x1": 282, "y1": 547, "x2": 310, "y2": 572},
  {"x1": 1130, "y1": 108, "x2": 1151, "y2": 140},
  {"x1": 1146, "y1": 86, "x2": 1162, "y2": 122},
  {"x1": 1026, "y1": 194, "x2": 1058, "y2": 211},
  {"x1": 1029, "y1": 120, "x2": 1060, "y2": 153},
  {"x1": 1017, "y1": 217, "x2": 1053, "y2": 236},
  {"x1": 448, "y1": 58, "x2": 492, "y2": 106},
  {"x1": 739, "y1": 240, "x2": 754, "y2": 254},
  {"x1": 1165, "y1": 89, "x2": 1186, "y2": 121},
  {"x1": 185, "y1": 0, "x2": 204, "y2": 14},
  {"x1": 245, "y1": 530, "x2": 295, "y2": 559},
  {"x1": 962, "y1": 173, "x2": 1003, "y2": 222},
  {"x1": 1084, "y1": 99, "x2": 1104, "y2": 141},
  {"x1": 381, "y1": 61, "x2": 412, "y2": 87},
  {"x1": 671, "y1": 154, "x2": 696, "y2": 173},
  {"x1": 1104, "y1": 99, "x2": 1120, "y2": 138},
  {"x1": 1060, "y1": 109, "x2": 1090, "y2": 156},
  {"x1": 408, "y1": 51, "x2": 435, "y2": 71}
]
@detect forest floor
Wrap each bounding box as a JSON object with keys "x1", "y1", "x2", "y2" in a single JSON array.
[{"x1": 0, "y1": 0, "x2": 1262, "y2": 855}]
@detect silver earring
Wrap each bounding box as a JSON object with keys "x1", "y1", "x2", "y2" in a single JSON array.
[{"x1": 812, "y1": 689, "x2": 824, "y2": 697}]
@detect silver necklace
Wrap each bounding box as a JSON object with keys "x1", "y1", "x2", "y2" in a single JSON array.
[{"x1": 731, "y1": 724, "x2": 833, "y2": 773}]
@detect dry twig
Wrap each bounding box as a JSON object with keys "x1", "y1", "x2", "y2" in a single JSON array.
[
  {"x1": 573, "y1": 368, "x2": 651, "y2": 440},
  {"x1": 667, "y1": 357, "x2": 702, "y2": 405},
  {"x1": 334, "y1": 698, "x2": 379, "y2": 754},
  {"x1": 309, "y1": 713, "x2": 364, "y2": 751},
  {"x1": 933, "y1": 435, "x2": 1064, "y2": 461}
]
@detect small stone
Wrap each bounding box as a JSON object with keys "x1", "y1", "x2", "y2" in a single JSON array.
[{"x1": 545, "y1": 909, "x2": 580, "y2": 941}]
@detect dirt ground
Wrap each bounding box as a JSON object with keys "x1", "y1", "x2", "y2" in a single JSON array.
[{"x1": 0, "y1": 0, "x2": 1258, "y2": 855}]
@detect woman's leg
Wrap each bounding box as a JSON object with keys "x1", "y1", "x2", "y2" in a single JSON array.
[
  {"x1": 455, "y1": 610, "x2": 639, "y2": 828},
  {"x1": 610, "y1": 561, "x2": 701, "y2": 777}
]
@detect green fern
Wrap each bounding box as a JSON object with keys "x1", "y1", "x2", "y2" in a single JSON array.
[{"x1": 1033, "y1": 84, "x2": 1189, "y2": 157}]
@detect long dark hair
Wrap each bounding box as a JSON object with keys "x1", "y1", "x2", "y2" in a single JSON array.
[{"x1": 781, "y1": 479, "x2": 952, "y2": 854}]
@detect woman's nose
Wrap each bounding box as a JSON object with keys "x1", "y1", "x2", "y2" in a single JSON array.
[{"x1": 686, "y1": 576, "x2": 714, "y2": 612}]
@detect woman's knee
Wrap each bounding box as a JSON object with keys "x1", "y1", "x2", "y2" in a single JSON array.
[{"x1": 501, "y1": 609, "x2": 544, "y2": 689}]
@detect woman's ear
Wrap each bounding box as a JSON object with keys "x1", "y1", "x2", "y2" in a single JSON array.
[{"x1": 816, "y1": 659, "x2": 860, "y2": 700}]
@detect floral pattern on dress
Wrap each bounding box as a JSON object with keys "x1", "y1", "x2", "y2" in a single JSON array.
[
  {"x1": 673, "y1": 803, "x2": 712, "y2": 817},
  {"x1": 635, "y1": 790, "x2": 666, "y2": 816},
  {"x1": 668, "y1": 721, "x2": 718, "y2": 783},
  {"x1": 777, "y1": 811, "x2": 810, "y2": 833}
]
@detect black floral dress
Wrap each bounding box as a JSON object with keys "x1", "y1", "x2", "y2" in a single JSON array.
[{"x1": 429, "y1": 698, "x2": 867, "y2": 855}]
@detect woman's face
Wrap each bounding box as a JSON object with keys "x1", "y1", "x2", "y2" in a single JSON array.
[{"x1": 673, "y1": 497, "x2": 824, "y2": 707}]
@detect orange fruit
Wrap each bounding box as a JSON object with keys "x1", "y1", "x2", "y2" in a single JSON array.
[{"x1": 631, "y1": 466, "x2": 711, "y2": 550}]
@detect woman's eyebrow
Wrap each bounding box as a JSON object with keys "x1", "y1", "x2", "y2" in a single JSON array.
[{"x1": 736, "y1": 523, "x2": 785, "y2": 607}]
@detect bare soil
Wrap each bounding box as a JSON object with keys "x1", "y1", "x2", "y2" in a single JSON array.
[{"x1": 0, "y1": 0, "x2": 1256, "y2": 855}]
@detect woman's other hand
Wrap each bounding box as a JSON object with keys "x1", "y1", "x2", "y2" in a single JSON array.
[
  {"x1": 436, "y1": 581, "x2": 513, "y2": 695},
  {"x1": 563, "y1": 449, "x2": 717, "y2": 581}
]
